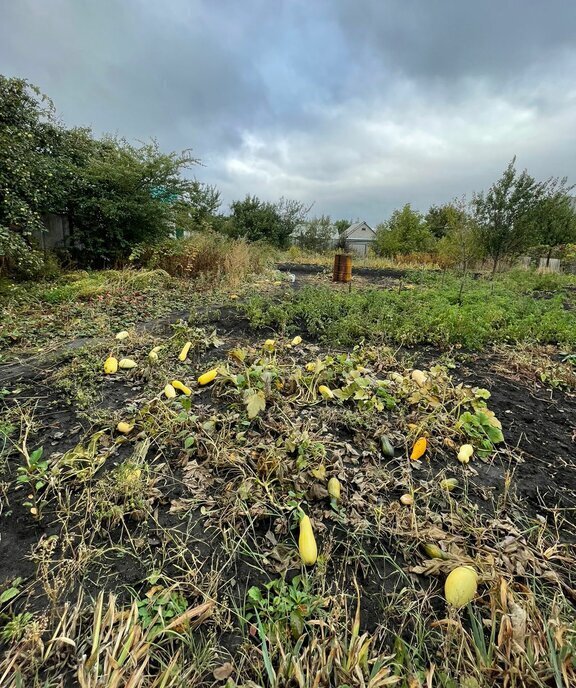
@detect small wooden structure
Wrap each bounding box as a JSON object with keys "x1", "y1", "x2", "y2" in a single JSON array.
[{"x1": 332, "y1": 253, "x2": 352, "y2": 282}]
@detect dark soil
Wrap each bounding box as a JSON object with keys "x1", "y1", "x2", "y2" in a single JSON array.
[
  {"x1": 277, "y1": 262, "x2": 409, "y2": 280},
  {"x1": 458, "y1": 354, "x2": 576, "y2": 537}
]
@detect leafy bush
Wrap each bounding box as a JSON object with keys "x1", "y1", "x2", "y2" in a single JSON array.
[{"x1": 0, "y1": 76, "x2": 204, "y2": 275}]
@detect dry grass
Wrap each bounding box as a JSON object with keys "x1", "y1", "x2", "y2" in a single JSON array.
[{"x1": 134, "y1": 232, "x2": 273, "y2": 285}]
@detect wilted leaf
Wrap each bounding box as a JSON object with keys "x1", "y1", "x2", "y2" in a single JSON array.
[
  {"x1": 244, "y1": 390, "x2": 266, "y2": 419},
  {"x1": 311, "y1": 464, "x2": 326, "y2": 480},
  {"x1": 213, "y1": 663, "x2": 234, "y2": 681},
  {"x1": 229, "y1": 347, "x2": 247, "y2": 363}
]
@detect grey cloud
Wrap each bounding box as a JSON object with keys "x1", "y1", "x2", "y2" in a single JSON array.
[
  {"x1": 1, "y1": 0, "x2": 576, "y2": 223},
  {"x1": 329, "y1": 0, "x2": 576, "y2": 86}
]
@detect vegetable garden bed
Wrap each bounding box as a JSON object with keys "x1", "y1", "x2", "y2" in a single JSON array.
[{"x1": 0, "y1": 267, "x2": 575, "y2": 687}]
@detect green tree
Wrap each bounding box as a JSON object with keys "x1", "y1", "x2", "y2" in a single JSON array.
[
  {"x1": 0, "y1": 76, "x2": 72, "y2": 275},
  {"x1": 374, "y1": 204, "x2": 434, "y2": 257},
  {"x1": 67, "y1": 138, "x2": 198, "y2": 266},
  {"x1": 174, "y1": 181, "x2": 221, "y2": 233},
  {"x1": 296, "y1": 215, "x2": 334, "y2": 251},
  {"x1": 437, "y1": 199, "x2": 481, "y2": 300},
  {"x1": 425, "y1": 203, "x2": 468, "y2": 239},
  {"x1": 533, "y1": 191, "x2": 576, "y2": 266},
  {"x1": 0, "y1": 75, "x2": 202, "y2": 272},
  {"x1": 473, "y1": 158, "x2": 548, "y2": 275},
  {"x1": 230, "y1": 195, "x2": 309, "y2": 247},
  {"x1": 333, "y1": 218, "x2": 353, "y2": 235}
]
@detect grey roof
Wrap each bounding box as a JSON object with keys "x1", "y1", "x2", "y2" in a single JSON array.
[{"x1": 341, "y1": 221, "x2": 376, "y2": 239}]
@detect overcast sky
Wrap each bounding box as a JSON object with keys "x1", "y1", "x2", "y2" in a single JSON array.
[{"x1": 2, "y1": 0, "x2": 576, "y2": 224}]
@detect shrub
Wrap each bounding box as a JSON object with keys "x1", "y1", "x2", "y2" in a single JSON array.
[{"x1": 130, "y1": 232, "x2": 272, "y2": 285}]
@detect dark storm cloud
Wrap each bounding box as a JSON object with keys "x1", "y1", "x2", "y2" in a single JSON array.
[
  {"x1": 1, "y1": 0, "x2": 576, "y2": 223},
  {"x1": 330, "y1": 0, "x2": 576, "y2": 86}
]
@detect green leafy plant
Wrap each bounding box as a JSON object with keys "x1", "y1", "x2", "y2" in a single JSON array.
[
  {"x1": 134, "y1": 586, "x2": 188, "y2": 640},
  {"x1": 246, "y1": 575, "x2": 326, "y2": 640},
  {"x1": 457, "y1": 409, "x2": 504, "y2": 456},
  {"x1": 16, "y1": 446, "x2": 49, "y2": 519},
  {"x1": 0, "y1": 612, "x2": 34, "y2": 644}
]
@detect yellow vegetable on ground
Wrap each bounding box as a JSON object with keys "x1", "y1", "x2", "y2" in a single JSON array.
[
  {"x1": 318, "y1": 385, "x2": 334, "y2": 399},
  {"x1": 291, "y1": 335, "x2": 302, "y2": 346},
  {"x1": 410, "y1": 437, "x2": 427, "y2": 460},
  {"x1": 422, "y1": 543, "x2": 449, "y2": 560},
  {"x1": 171, "y1": 379, "x2": 192, "y2": 396},
  {"x1": 115, "y1": 330, "x2": 130, "y2": 341},
  {"x1": 457, "y1": 444, "x2": 474, "y2": 464},
  {"x1": 179, "y1": 341, "x2": 192, "y2": 361},
  {"x1": 148, "y1": 350, "x2": 159, "y2": 362},
  {"x1": 440, "y1": 478, "x2": 459, "y2": 491},
  {"x1": 116, "y1": 421, "x2": 133, "y2": 434},
  {"x1": 104, "y1": 356, "x2": 118, "y2": 374},
  {"x1": 445, "y1": 566, "x2": 478, "y2": 607},
  {"x1": 198, "y1": 369, "x2": 218, "y2": 386},
  {"x1": 298, "y1": 514, "x2": 318, "y2": 566},
  {"x1": 164, "y1": 383, "x2": 177, "y2": 399},
  {"x1": 118, "y1": 358, "x2": 137, "y2": 370},
  {"x1": 327, "y1": 477, "x2": 341, "y2": 501},
  {"x1": 400, "y1": 493, "x2": 413, "y2": 506},
  {"x1": 263, "y1": 339, "x2": 275, "y2": 352}
]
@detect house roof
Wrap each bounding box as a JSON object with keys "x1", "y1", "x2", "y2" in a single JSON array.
[{"x1": 342, "y1": 221, "x2": 376, "y2": 240}]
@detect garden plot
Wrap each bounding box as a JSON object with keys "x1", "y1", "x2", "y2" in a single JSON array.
[{"x1": 0, "y1": 269, "x2": 575, "y2": 687}]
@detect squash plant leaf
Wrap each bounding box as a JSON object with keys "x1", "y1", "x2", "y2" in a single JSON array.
[{"x1": 244, "y1": 390, "x2": 266, "y2": 419}]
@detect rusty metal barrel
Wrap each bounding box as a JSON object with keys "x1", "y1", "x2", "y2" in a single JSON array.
[{"x1": 332, "y1": 253, "x2": 352, "y2": 282}]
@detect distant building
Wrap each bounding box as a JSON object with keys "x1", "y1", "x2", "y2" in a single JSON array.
[
  {"x1": 290, "y1": 219, "x2": 377, "y2": 255},
  {"x1": 340, "y1": 221, "x2": 376, "y2": 256}
]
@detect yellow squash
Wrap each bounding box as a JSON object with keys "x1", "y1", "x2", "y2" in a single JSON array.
[
  {"x1": 116, "y1": 421, "x2": 133, "y2": 434},
  {"x1": 298, "y1": 514, "x2": 318, "y2": 566},
  {"x1": 263, "y1": 339, "x2": 275, "y2": 352},
  {"x1": 457, "y1": 444, "x2": 474, "y2": 464},
  {"x1": 115, "y1": 330, "x2": 130, "y2": 341},
  {"x1": 118, "y1": 358, "x2": 137, "y2": 370},
  {"x1": 318, "y1": 385, "x2": 334, "y2": 399},
  {"x1": 410, "y1": 437, "x2": 427, "y2": 460},
  {"x1": 104, "y1": 356, "x2": 118, "y2": 374},
  {"x1": 198, "y1": 369, "x2": 218, "y2": 386},
  {"x1": 327, "y1": 477, "x2": 341, "y2": 501},
  {"x1": 164, "y1": 383, "x2": 177, "y2": 399},
  {"x1": 291, "y1": 335, "x2": 303, "y2": 346},
  {"x1": 179, "y1": 341, "x2": 192, "y2": 362},
  {"x1": 445, "y1": 566, "x2": 478, "y2": 607},
  {"x1": 171, "y1": 379, "x2": 192, "y2": 396},
  {"x1": 422, "y1": 543, "x2": 449, "y2": 560},
  {"x1": 440, "y1": 478, "x2": 458, "y2": 492},
  {"x1": 400, "y1": 493, "x2": 414, "y2": 506}
]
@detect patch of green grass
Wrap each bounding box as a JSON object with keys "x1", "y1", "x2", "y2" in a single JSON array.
[{"x1": 242, "y1": 270, "x2": 576, "y2": 349}]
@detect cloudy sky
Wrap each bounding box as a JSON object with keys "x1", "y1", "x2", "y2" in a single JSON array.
[{"x1": 2, "y1": 0, "x2": 576, "y2": 224}]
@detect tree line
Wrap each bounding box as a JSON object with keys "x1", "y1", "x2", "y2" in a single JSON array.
[
  {"x1": 1, "y1": 75, "x2": 575, "y2": 278},
  {"x1": 373, "y1": 163, "x2": 576, "y2": 274}
]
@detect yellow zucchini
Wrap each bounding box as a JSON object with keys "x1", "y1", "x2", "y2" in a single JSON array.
[
  {"x1": 179, "y1": 341, "x2": 192, "y2": 362},
  {"x1": 198, "y1": 369, "x2": 218, "y2": 386},
  {"x1": 171, "y1": 379, "x2": 192, "y2": 396},
  {"x1": 298, "y1": 514, "x2": 317, "y2": 566}
]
